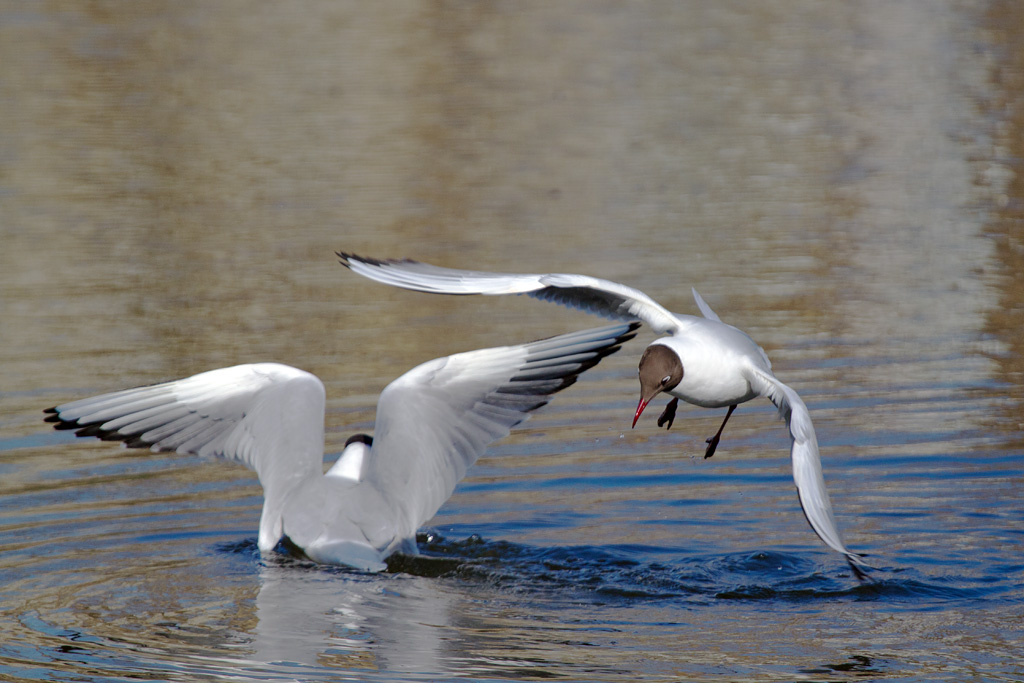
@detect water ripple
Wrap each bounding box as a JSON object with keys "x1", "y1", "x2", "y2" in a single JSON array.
[{"x1": 372, "y1": 533, "x2": 1002, "y2": 609}]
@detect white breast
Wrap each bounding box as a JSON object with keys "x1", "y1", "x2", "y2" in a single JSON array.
[{"x1": 657, "y1": 319, "x2": 768, "y2": 408}]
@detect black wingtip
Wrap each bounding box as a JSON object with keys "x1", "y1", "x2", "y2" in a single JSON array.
[
  {"x1": 336, "y1": 251, "x2": 418, "y2": 269},
  {"x1": 45, "y1": 409, "x2": 82, "y2": 430},
  {"x1": 847, "y1": 553, "x2": 874, "y2": 582},
  {"x1": 70, "y1": 423, "x2": 109, "y2": 440},
  {"x1": 513, "y1": 322, "x2": 640, "y2": 394},
  {"x1": 123, "y1": 435, "x2": 155, "y2": 449},
  {"x1": 593, "y1": 321, "x2": 643, "y2": 362},
  {"x1": 44, "y1": 408, "x2": 149, "y2": 447}
]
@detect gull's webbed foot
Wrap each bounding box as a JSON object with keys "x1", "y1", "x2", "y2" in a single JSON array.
[
  {"x1": 704, "y1": 434, "x2": 721, "y2": 459},
  {"x1": 657, "y1": 398, "x2": 679, "y2": 430},
  {"x1": 703, "y1": 404, "x2": 737, "y2": 459}
]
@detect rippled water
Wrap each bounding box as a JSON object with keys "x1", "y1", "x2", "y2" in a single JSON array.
[{"x1": 3, "y1": 2, "x2": 1024, "y2": 681}]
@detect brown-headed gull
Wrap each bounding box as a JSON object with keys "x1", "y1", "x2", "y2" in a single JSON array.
[
  {"x1": 337, "y1": 252, "x2": 869, "y2": 577},
  {"x1": 45, "y1": 322, "x2": 638, "y2": 571}
]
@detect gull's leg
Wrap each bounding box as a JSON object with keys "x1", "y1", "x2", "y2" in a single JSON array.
[
  {"x1": 657, "y1": 397, "x2": 679, "y2": 430},
  {"x1": 704, "y1": 404, "x2": 737, "y2": 459}
]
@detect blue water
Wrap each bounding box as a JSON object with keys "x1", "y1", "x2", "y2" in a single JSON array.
[
  {"x1": 3, "y1": 1, "x2": 1024, "y2": 680},
  {"x1": 3, "y1": 358, "x2": 1022, "y2": 680}
]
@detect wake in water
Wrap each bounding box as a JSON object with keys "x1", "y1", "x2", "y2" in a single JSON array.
[{"x1": 223, "y1": 532, "x2": 978, "y2": 607}]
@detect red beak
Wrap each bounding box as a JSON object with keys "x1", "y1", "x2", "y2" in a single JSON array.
[{"x1": 632, "y1": 397, "x2": 649, "y2": 429}]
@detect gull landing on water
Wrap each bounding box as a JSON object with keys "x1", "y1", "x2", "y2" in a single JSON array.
[
  {"x1": 337, "y1": 252, "x2": 870, "y2": 577},
  {"x1": 45, "y1": 323, "x2": 638, "y2": 571}
]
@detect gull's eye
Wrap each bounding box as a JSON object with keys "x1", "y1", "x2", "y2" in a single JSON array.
[{"x1": 661, "y1": 375, "x2": 672, "y2": 385}]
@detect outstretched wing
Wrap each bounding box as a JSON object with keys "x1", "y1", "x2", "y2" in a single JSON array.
[
  {"x1": 338, "y1": 252, "x2": 681, "y2": 335},
  {"x1": 45, "y1": 363, "x2": 326, "y2": 499},
  {"x1": 365, "y1": 322, "x2": 639, "y2": 541},
  {"x1": 744, "y1": 364, "x2": 870, "y2": 577}
]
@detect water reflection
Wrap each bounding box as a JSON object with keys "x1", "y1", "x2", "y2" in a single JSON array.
[
  {"x1": 979, "y1": 1, "x2": 1024, "y2": 446},
  {"x1": 2, "y1": 1, "x2": 1024, "y2": 681},
  {"x1": 252, "y1": 561, "x2": 448, "y2": 676},
  {"x1": 182, "y1": 538, "x2": 995, "y2": 680}
]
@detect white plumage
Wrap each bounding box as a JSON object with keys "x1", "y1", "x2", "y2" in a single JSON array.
[
  {"x1": 338, "y1": 252, "x2": 868, "y2": 577},
  {"x1": 46, "y1": 323, "x2": 637, "y2": 571}
]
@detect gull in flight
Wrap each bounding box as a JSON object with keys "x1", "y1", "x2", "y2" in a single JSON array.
[
  {"x1": 45, "y1": 323, "x2": 638, "y2": 571},
  {"x1": 338, "y1": 252, "x2": 869, "y2": 576}
]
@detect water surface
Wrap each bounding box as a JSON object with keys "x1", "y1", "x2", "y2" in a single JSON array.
[{"x1": 2, "y1": 2, "x2": 1023, "y2": 681}]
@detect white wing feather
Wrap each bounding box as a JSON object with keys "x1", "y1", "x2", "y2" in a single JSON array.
[
  {"x1": 365, "y1": 323, "x2": 638, "y2": 542},
  {"x1": 46, "y1": 326, "x2": 637, "y2": 570},
  {"x1": 338, "y1": 254, "x2": 865, "y2": 573},
  {"x1": 690, "y1": 287, "x2": 722, "y2": 322},
  {"x1": 338, "y1": 253, "x2": 681, "y2": 335},
  {"x1": 744, "y1": 364, "x2": 868, "y2": 573},
  {"x1": 46, "y1": 363, "x2": 326, "y2": 551}
]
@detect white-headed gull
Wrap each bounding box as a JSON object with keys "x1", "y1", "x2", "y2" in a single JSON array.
[
  {"x1": 45, "y1": 323, "x2": 638, "y2": 571},
  {"x1": 337, "y1": 252, "x2": 869, "y2": 576}
]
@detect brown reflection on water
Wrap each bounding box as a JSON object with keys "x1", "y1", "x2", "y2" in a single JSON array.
[
  {"x1": 981, "y1": 0, "x2": 1024, "y2": 441},
  {"x1": 0, "y1": 0, "x2": 1015, "y2": 546},
  {"x1": 2, "y1": 3, "x2": 1004, "y2": 373},
  {"x1": 1, "y1": 2, "x2": 1024, "y2": 681},
  {"x1": 0, "y1": 4, "x2": 1014, "y2": 458}
]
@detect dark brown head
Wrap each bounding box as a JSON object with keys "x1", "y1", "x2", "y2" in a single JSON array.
[{"x1": 633, "y1": 344, "x2": 683, "y2": 428}]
